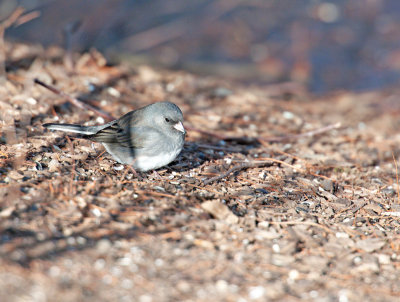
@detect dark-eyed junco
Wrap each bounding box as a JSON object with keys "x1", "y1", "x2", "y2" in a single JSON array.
[{"x1": 43, "y1": 101, "x2": 185, "y2": 171}]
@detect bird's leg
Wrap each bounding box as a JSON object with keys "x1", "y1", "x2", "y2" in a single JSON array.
[{"x1": 128, "y1": 165, "x2": 139, "y2": 178}]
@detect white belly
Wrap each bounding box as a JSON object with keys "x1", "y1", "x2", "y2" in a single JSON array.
[
  {"x1": 103, "y1": 143, "x2": 182, "y2": 171},
  {"x1": 132, "y1": 149, "x2": 181, "y2": 171}
]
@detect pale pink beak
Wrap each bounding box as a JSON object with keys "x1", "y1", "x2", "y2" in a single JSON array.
[{"x1": 173, "y1": 121, "x2": 185, "y2": 133}]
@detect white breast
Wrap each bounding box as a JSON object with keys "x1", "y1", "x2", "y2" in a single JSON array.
[{"x1": 133, "y1": 148, "x2": 182, "y2": 171}]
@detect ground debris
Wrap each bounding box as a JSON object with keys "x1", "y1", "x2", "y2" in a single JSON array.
[{"x1": 0, "y1": 42, "x2": 400, "y2": 301}]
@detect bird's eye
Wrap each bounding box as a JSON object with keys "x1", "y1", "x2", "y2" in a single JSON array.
[{"x1": 165, "y1": 117, "x2": 170, "y2": 123}]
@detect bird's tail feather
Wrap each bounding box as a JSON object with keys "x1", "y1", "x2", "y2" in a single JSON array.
[{"x1": 43, "y1": 123, "x2": 99, "y2": 135}]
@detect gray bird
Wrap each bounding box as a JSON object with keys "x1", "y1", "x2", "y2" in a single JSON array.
[{"x1": 43, "y1": 101, "x2": 185, "y2": 171}]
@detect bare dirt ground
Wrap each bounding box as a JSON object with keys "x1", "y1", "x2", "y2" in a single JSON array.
[{"x1": 1, "y1": 43, "x2": 400, "y2": 302}]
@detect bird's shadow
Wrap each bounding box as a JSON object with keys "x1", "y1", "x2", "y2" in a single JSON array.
[{"x1": 167, "y1": 138, "x2": 260, "y2": 173}]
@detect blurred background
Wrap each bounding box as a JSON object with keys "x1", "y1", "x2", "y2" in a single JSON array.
[{"x1": 2, "y1": 0, "x2": 400, "y2": 93}]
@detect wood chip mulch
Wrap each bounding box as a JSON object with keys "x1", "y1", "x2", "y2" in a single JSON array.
[{"x1": 1, "y1": 42, "x2": 400, "y2": 302}]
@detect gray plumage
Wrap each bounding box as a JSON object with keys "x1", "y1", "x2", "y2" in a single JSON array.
[{"x1": 43, "y1": 101, "x2": 186, "y2": 171}]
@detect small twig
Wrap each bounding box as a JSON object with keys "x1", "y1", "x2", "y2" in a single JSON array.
[
  {"x1": 13, "y1": 10, "x2": 40, "y2": 27},
  {"x1": 0, "y1": 7, "x2": 25, "y2": 28},
  {"x1": 350, "y1": 201, "x2": 368, "y2": 214},
  {"x1": 392, "y1": 151, "x2": 400, "y2": 204},
  {"x1": 69, "y1": 159, "x2": 76, "y2": 198},
  {"x1": 0, "y1": 7, "x2": 25, "y2": 82},
  {"x1": 0, "y1": 8, "x2": 40, "y2": 82},
  {"x1": 203, "y1": 160, "x2": 273, "y2": 185},
  {"x1": 95, "y1": 149, "x2": 107, "y2": 160},
  {"x1": 34, "y1": 78, "x2": 115, "y2": 121}
]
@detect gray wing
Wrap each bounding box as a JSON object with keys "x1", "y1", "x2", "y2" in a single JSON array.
[
  {"x1": 89, "y1": 123, "x2": 163, "y2": 150},
  {"x1": 117, "y1": 125, "x2": 164, "y2": 150},
  {"x1": 87, "y1": 109, "x2": 164, "y2": 150}
]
